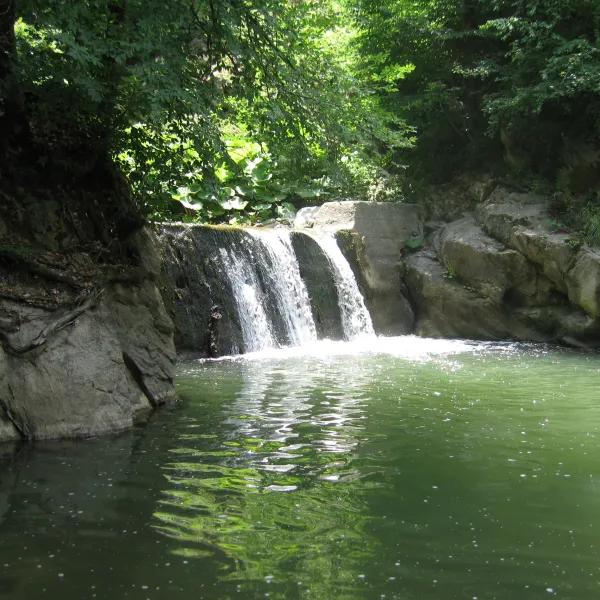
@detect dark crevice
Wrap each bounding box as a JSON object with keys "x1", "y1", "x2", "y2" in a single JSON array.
[
  {"x1": 1, "y1": 384, "x2": 28, "y2": 440},
  {"x1": 122, "y1": 352, "x2": 157, "y2": 408}
]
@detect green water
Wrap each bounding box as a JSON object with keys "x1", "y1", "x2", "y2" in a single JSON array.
[{"x1": 1, "y1": 337, "x2": 600, "y2": 599}]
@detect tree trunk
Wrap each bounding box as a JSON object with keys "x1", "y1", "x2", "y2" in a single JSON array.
[
  {"x1": 0, "y1": 0, "x2": 15, "y2": 81},
  {"x1": 0, "y1": 0, "x2": 29, "y2": 170}
]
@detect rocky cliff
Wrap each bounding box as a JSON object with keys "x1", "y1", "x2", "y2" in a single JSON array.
[
  {"x1": 160, "y1": 194, "x2": 600, "y2": 359},
  {"x1": 406, "y1": 188, "x2": 600, "y2": 347},
  {"x1": 0, "y1": 183, "x2": 177, "y2": 444}
]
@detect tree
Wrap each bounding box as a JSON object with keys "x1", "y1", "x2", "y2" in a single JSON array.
[
  {"x1": 7, "y1": 0, "x2": 405, "y2": 223},
  {"x1": 349, "y1": 0, "x2": 600, "y2": 189}
]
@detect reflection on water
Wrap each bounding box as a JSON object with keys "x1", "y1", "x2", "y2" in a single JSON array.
[
  {"x1": 156, "y1": 355, "x2": 379, "y2": 597},
  {"x1": 1, "y1": 337, "x2": 600, "y2": 599}
]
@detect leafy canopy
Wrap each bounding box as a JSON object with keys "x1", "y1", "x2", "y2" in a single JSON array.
[
  {"x1": 348, "y1": 0, "x2": 600, "y2": 187},
  {"x1": 15, "y1": 0, "x2": 408, "y2": 222}
]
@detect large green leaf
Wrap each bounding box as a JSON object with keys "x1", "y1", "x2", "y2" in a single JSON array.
[{"x1": 218, "y1": 196, "x2": 249, "y2": 211}]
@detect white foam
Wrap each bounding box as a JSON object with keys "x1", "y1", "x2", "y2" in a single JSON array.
[{"x1": 196, "y1": 335, "x2": 520, "y2": 364}]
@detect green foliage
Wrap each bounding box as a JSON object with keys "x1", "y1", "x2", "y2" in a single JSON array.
[
  {"x1": 169, "y1": 146, "x2": 325, "y2": 225},
  {"x1": 444, "y1": 262, "x2": 457, "y2": 280},
  {"x1": 403, "y1": 235, "x2": 424, "y2": 252},
  {"x1": 580, "y1": 204, "x2": 600, "y2": 248},
  {"x1": 550, "y1": 189, "x2": 600, "y2": 247},
  {"x1": 13, "y1": 0, "x2": 409, "y2": 223},
  {"x1": 348, "y1": 0, "x2": 600, "y2": 188},
  {"x1": 13, "y1": 0, "x2": 599, "y2": 222}
]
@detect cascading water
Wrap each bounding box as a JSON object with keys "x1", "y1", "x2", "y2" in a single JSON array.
[
  {"x1": 249, "y1": 230, "x2": 318, "y2": 347},
  {"x1": 165, "y1": 222, "x2": 375, "y2": 355},
  {"x1": 307, "y1": 232, "x2": 375, "y2": 340},
  {"x1": 218, "y1": 246, "x2": 275, "y2": 352},
  {"x1": 217, "y1": 229, "x2": 318, "y2": 352}
]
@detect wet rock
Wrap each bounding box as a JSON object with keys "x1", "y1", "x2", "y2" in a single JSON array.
[
  {"x1": 336, "y1": 230, "x2": 414, "y2": 335},
  {"x1": 0, "y1": 349, "x2": 19, "y2": 442},
  {"x1": 159, "y1": 224, "x2": 245, "y2": 356},
  {"x1": 514, "y1": 305, "x2": 600, "y2": 347},
  {"x1": 290, "y1": 231, "x2": 344, "y2": 340},
  {"x1": 293, "y1": 206, "x2": 320, "y2": 229}
]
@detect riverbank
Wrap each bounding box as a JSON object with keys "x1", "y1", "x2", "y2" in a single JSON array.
[{"x1": 0, "y1": 171, "x2": 177, "y2": 443}]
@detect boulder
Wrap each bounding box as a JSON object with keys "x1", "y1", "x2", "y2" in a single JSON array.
[
  {"x1": 0, "y1": 291, "x2": 176, "y2": 441},
  {"x1": 514, "y1": 305, "x2": 600, "y2": 347},
  {"x1": 566, "y1": 248, "x2": 600, "y2": 318},
  {"x1": 0, "y1": 349, "x2": 19, "y2": 442},
  {"x1": 437, "y1": 217, "x2": 554, "y2": 305},
  {"x1": 478, "y1": 189, "x2": 600, "y2": 318},
  {"x1": 405, "y1": 251, "x2": 547, "y2": 341},
  {"x1": 477, "y1": 193, "x2": 576, "y2": 292},
  {"x1": 0, "y1": 227, "x2": 177, "y2": 442},
  {"x1": 308, "y1": 201, "x2": 422, "y2": 335}
]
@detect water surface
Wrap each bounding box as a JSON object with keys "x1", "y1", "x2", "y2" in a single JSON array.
[{"x1": 1, "y1": 337, "x2": 600, "y2": 599}]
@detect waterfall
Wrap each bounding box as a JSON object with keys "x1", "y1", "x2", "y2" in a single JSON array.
[
  {"x1": 307, "y1": 232, "x2": 375, "y2": 340},
  {"x1": 217, "y1": 229, "x2": 317, "y2": 352},
  {"x1": 218, "y1": 246, "x2": 275, "y2": 352},
  {"x1": 161, "y1": 222, "x2": 376, "y2": 356},
  {"x1": 249, "y1": 230, "x2": 318, "y2": 347}
]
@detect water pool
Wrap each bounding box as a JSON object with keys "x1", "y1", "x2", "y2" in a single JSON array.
[{"x1": 1, "y1": 337, "x2": 599, "y2": 599}]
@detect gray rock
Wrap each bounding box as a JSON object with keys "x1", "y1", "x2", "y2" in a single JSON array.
[
  {"x1": 106, "y1": 279, "x2": 176, "y2": 407},
  {"x1": 336, "y1": 230, "x2": 414, "y2": 335},
  {"x1": 0, "y1": 348, "x2": 19, "y2": 442},
  {"x1": 477, "y1": 195, "x2": 576, "y2": 292},
  {"x1": 437, "y1": 217, "x2": 553, "y2": 305},
  {"x1": 293, "y1": 206, "x2": 320, "y2": 229},
  {"x1": 1, "y1": 307, "x2": 150, "y2": 440},
  {"x1": 478, "y1": 189, "x2": 600, "y2": 318},
  {"x1": 0, "y1": 227, "x2": 177, "y2": 442},
  {"x1": 514, "y1": 305, "x2": 600, "y2": 347},
  {"x1": 310, "y1": 201, "x2": 422, "y2": 335},
  {"x1": 566, "y1": 248, "x2": 600, "y2": 318},
  {"x1": 159, "y1": 224, "x2": 245, "y2": 356},
  {"x1": 405, "y1": 251, "x2": 544, "y2": 341}
]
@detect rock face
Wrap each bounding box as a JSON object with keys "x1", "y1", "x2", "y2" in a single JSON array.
[
  {"x1": 305, "y1": 201, "x2": 421, "y2": 335},
  {"x1": 405, "y1": 188, "x2": 600, "y2": 346},
  {"x1": 405, "y1": 251, "x2": 543, "y2": 341},
  {"x1": 0, "y1": 227, "x2": 177, "y2": 443},
  {"x1": 436, "y1": 217, "x2": 554, "y2": 306},
  {"x1": 477, "y1": 193, "x2": 600, "y2": 318},
  {"x1": 159, "y1": 224, "x2": 246, "y2": 356}
]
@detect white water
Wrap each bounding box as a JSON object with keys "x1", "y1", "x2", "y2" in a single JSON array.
[
  {"x1": 250, "y1": 230, "x2": 318, "y2": 347},
  {"x1": 308, "y1": 232, "x2": 375, "y2": 340},
  {"x1": 216, "y1": 227, "x2": 375, "y2": 353},
  {"x1": 193, "y1": 335, "x2": 521, "y2": 364},
  {"x1": 218, "y1": 247, "x2": 275, "y2": 352}
]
